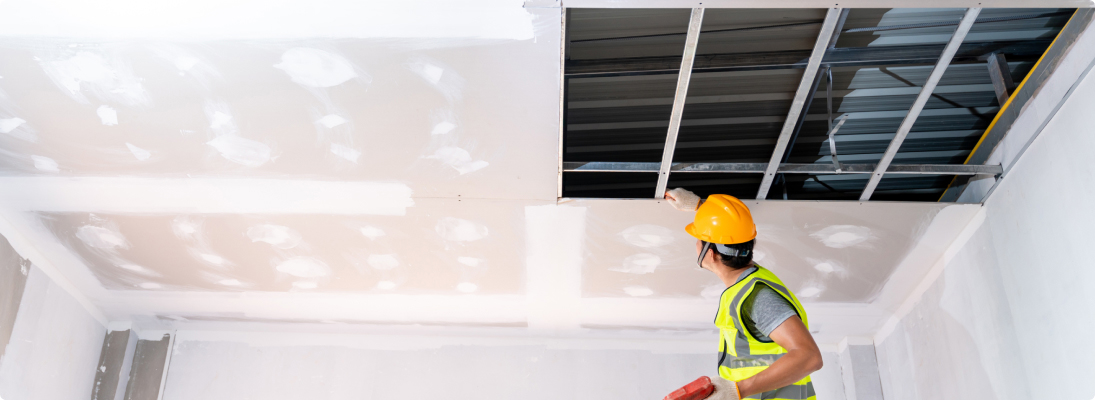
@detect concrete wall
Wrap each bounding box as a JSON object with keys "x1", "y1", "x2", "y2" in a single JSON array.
[
  {"x1": 874, "y1": 45, "x2": 1095, "y2": 400},
  {"x1": 0, "y1": 235, "x2": 106, "y2": 400}
]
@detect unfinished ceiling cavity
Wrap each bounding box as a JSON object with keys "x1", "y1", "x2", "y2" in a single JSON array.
[{"x1": 562, "y1": 8, "x2": 1073, "y2": 201}]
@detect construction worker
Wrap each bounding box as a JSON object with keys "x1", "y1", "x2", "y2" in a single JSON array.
[{"x1": 664, "y1": 188, "x2": 823, "y2": 400}]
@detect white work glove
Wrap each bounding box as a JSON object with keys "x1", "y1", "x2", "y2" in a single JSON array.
[
  {"x1": 705, "y1": 376, "x2": 741, "y2": 400},
  {"x1": 665, "y1": 188, "x2": 701, "y2": 212}
]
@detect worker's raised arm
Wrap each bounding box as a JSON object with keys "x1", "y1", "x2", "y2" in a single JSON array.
[{"x1": 732, "y1": 316, "x2": 823, "y2": 397}]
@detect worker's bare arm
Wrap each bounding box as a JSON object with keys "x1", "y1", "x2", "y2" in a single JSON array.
[{"x1": 733, "y1": 316, "x2": 823, "y2": 397}]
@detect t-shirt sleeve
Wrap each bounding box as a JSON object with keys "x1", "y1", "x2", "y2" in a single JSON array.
[{"x1": 742, "y1": 285, "x2": 798, "y2": 337}]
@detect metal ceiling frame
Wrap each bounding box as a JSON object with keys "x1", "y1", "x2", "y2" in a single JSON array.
[
  {"x1": 654, "y1": 8, "x2": 704, "y2": 199},
  {"x1": 859, "y1": 8, "x2": 981, "y2": 201},
  {"x1": 558, "y1": 7, "x2": 1067, "y2": 201}
]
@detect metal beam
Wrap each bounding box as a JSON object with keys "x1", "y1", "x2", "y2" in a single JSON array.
[
  {"x1": 565, "y1": 39, "x2": 1049, "y2": 78},
  {"x1": 755, "y1": 7, "x2": 843, "y2": 200},
  {"x1": 654, "y1": 8, "x2": 704, "y2": 198},
  {"x1": 859, "y1": 8, "x2": 981, "y2": 201},
  {"x1": 564, "y1": 162, "x2": 1001, "y2": 175},
  {"x1": 939, "y1": 9, "x2": 1095, "y2": 202},
  {"x1": 986, "y1": 52, "x2": 1015, "y2": 106}
]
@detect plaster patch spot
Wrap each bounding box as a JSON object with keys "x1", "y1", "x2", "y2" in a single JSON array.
[
  {"x1": 798, "y1": 285, "x2": 823, "y2": 298},
  {"x1": 814, "y1": 262, "x2": 835, "y2": 274},
  {"x1": 31, "y1": 155, "x2": 59, "y2": 172},
  {"x1": 172, "y1": 218, "x2": 199, "y2": 238},
  {"x1": 217, "y1": 279, "x2": 241, "y2": 286},
  {"x1": 96, "y1": 105, "x2": 117, "y2": 125},
  {"x1": 206, "y1": 135, "x2": 271, "y2": 167},
  {"x1": 137, "y1": 282, "x2": 161, "y2": 289},
  {"x1": 359, "y1": 226, "x2": 385, "y2": 240},
  {"x1": 426, "y1": 146, "x2": 489, "y2": 175},
  {"x1": 623, "y1": 286, "x2": 654, "y2": 297},
  {"x1": 431, "y1": 121, "x2": 456, "y2": 135},
  {"x1": 276, "y1": 257, "x2": 330, "y2": 278},
  {"x1": 118, "y1": 263, "x2": 159, "y2": 276},
  {"x1": 367, "y1": 254, "x2": 399, "y2": 270},
  {"x1": 246, "y1": 224, "x2": 302, "y2": 249},
  {"x1": 126, "y1": 143, "x2": 151, "y2": 161},
  {"x1": 457, "y1": 257, "x2": 482, "y2": 267},
  {"x1": 198, "y1": 253, "x2": 229, "y2": 266},
  {"x1": 609, "y1": 253, "x2": 661, "y2": 274},
  {"x1": 76, "y1": 225, "x2": 128, "y2": 249},
  {"x1": 40, "y1": 51, "x2": 148, "y2": 106},
  {"x1": 456, "y1": 282, "x2": 478, "y2": 293},
  {"x1": 0, "y1": 117, "x2": 25, "y2": 134},
  {"x1": 376, "y1": 280, "x2": 397, "y2": 290},
  {"x1": 701, "y1": 284, "x2": 726, "y2": 300},
  {"x1": 174, "y1": 56, "x2": 199, "y2": 72},
  {"x1": 274, "y1": 48, "x2": 358, "y2": 88},
  {"x1": 810, "y1": 225, "x2": 873, "y2": 248},
  {"x1": 620, "y1": 225, "x2": 675, "y2": 248},
  {"x1": 330, "y1": 143, "x2": 361, "y2": 163},
  {"x1": 317, "y1": 114, "x2": 347, "y2": 128},
  {"x1": 436, "y1": 217, "x2": 488, "y2": 242},
  {"x1": 752, "y1": 249, "x2": 767, "y2": 262},
  {"x1": 411, "y1": 62, "x2": 444, "y2": 84},
  {"x1": 292, "y1": 281, "x2": 317, "y2": 290}
]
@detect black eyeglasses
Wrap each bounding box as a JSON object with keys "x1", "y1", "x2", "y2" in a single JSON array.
[{"x1": 698, "y1": 240, "x2": 713, "y2": 269}]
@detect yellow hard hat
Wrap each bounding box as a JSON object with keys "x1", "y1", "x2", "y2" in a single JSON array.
[{"x1": 685, "y1": 194, "x2": 757, "y2": 245}]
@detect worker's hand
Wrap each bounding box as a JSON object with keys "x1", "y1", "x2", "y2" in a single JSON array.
[
  {"x1": 665, "y1": 188, "x2": 701, "y2": 212},
  {"x1": 705, "y1": 377, "x2": 741, "y2": 400}
]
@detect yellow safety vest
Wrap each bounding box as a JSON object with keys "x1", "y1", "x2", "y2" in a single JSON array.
[{"x1": 715, "y1": 266, "x2": 815, "y2": 400}]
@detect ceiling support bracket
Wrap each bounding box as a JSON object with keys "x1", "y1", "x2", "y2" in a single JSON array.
[
  {"x1": 859, "y1": 7, "x2": 981, "y2": 201},
  {"x1": 755, "y1": 8, "x2": 843, "y2": 200},
  {"x1": 987, "y1": 52, "x2": 1016, "y2": 106},
  {"x1": 654, "y1": 7, "x2": 704, "y2": 198}
]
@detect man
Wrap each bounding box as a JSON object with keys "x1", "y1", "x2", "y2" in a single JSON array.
[{"x1": 665, "y1": 188, "x2": 823, "y2": 400}]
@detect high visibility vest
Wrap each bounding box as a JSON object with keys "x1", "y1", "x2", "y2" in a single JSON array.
[{"x1": 715, "y1": 266, "x2": 815, "y2": 400}]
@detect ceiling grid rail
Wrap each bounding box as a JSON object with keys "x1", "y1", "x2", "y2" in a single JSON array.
[
  {"x1": 566, "y1": 162, "x2": 1001, "y2": 175},
  {"x1": 755, "y1": 7, "x2": 843, "y2": 200},
  {"x1": 858, "y1": 7, "x2": 982, "y2": 201},
  {"x1": 654, "y1": 7, "x2": 704, "y2": 199}
]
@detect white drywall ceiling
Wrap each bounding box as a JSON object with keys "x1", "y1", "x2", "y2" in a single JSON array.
[{"x1": 0, "y1": 0, "x2": 984, "y2": 343}]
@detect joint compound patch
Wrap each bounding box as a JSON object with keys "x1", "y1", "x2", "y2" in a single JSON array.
[
  {"x1": 330, "y1": 143, "x2": 361, "y2": 163},
  {"x1": 620, "y1": 224, "x2": 675, "y2": 248},
  {"x1": 246, "y1": 224, "x2": 302, "y2": 249},
  {"x1": 316, "y1": 114, "x2": 348, "y2": 128},
  {"x1": 359, "y1": 226, "x2": 385, "y2": 240},
  {"x1": 31, "y1": 155, "x2": 59, "y2": 172},
  {"x1": 206, "y1": 135, "x2": 271, "y2": 167},
  {"x1": 126, "y1": 143, "x2": 151, "y2": 161},
  {"x1": 701, "y1": 284, "x2": 726, "y2": 300},
  {"x1": 97, "y1": 105, "x2": 118, "y2": 125},
  {"x1": 609, "y1": 253, "x2": 661, "y2": 274},
  {"x1": 76, "y1": 225, "x2": 129, "y2": 249},
  {"x1": 436, "y1": 217, "x2": 488, "y2": 242},
  {"x1": 456, "y1": 282, "x2": 478, "y2": 293},
  {"x1": 39, "y1": 51, "x2": 149, "y2": 106},
  {"x1": 0, "y1": 117, "x2": 26, "y2": 134},
  {"x1": 276, "y1": 257, "x2": 330, "y2": 278},
  {"x1": 810, "y1": 225, "x2": 874, "y2": 249},
  {"x1": 275, "y1": 48, "x2": 359, "y2": 88}
]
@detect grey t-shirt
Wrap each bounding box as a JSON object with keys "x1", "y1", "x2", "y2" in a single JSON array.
[{"x1": 733, "y1": 267, "x2": 798, "y2": 342}]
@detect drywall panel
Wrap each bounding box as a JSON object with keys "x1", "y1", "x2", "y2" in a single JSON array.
[
  {"x1": 0, "y1": 8, "x2": 561, "y2": 202},
  {"x1": 162, "y1": 337, "x2": 710, "y2": 400},
  {"x1": 814, "y1": 351, "x2": 847, "y2": 400},
  {"x1": 0, "y1": 234, "x2": 29, "y2": 360},
  {"x1": 37, "y1": 198, "x2": 538, "y2": 294},
  {"x1": 573, "y1": 199, "x2": 960, "y2": 302},
  {"x1": 0, "y1": 265, "x2": 105, "y2": 400}
]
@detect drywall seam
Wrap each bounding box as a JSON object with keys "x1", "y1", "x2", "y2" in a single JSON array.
[
  {"x1": 0, "y1": 177, "x2": 414, "y2": 215},
  {"x1": 873, "y1": 206, "x2": 987, "y2": 343},
  {"x1": 0, "y1": 211, "x2": 108, "y2": 325},
  {"x1": 525, "y1": 204, "x2": 585, "y2": 329}
]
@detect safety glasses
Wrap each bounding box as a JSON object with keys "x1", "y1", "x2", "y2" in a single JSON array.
[{"x1": 697, "y1": 240, "x2": 713, "y2": 269}]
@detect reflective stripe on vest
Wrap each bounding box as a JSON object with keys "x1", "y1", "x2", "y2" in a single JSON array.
[{"x1": 715, "y1": 266, "x2": 815, "y2": 400}]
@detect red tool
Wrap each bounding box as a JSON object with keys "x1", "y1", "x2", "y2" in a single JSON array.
[{"x1": 663, "y1": 376, "x2": 715, "y2": 400}]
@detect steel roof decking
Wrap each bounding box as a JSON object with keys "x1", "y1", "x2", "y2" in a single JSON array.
[{"x1": 562, "y1": 8, "x2": 1073, "y2": 201}]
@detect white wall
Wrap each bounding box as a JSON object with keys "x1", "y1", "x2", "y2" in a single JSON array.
[
  {"x1": 0, "y1": 265, "x2": 106, "y2": 400},
  {"x1": 874, "y1": 46, "x2": 1095, "y2": 400}
]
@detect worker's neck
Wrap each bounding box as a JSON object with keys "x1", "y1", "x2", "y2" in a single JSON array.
[{"x1": 715, "y1": 262, "x2": 756, "y2": 287}]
